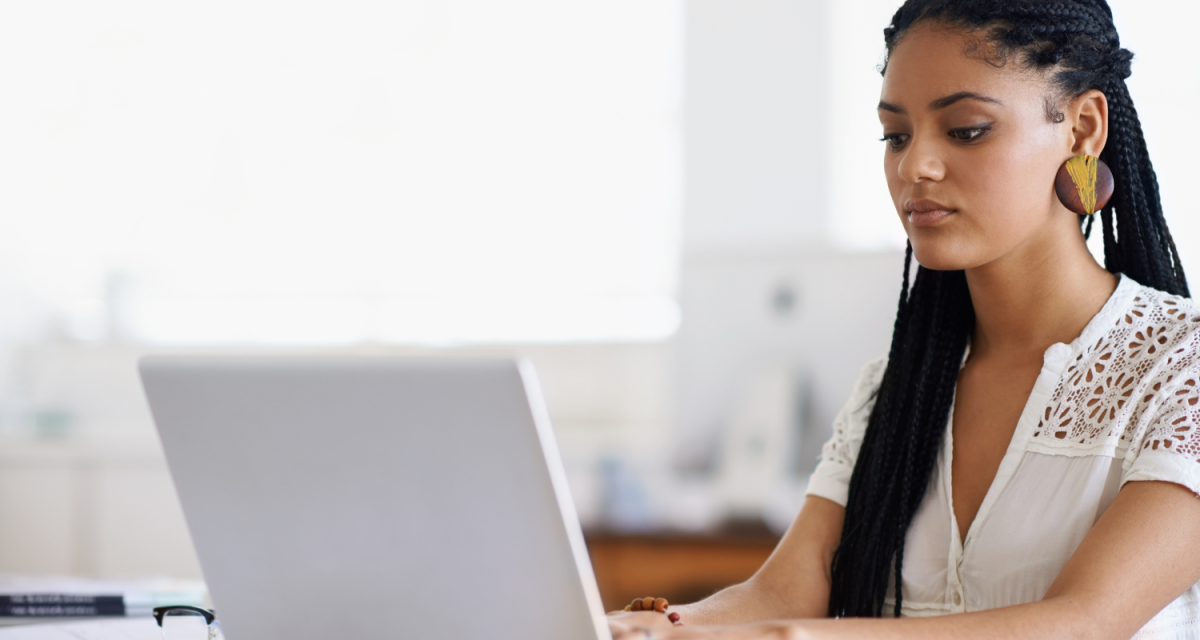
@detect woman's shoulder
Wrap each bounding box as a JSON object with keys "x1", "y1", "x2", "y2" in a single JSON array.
[
  {"x1": 1115, "y1": 279, "x2": 1200, "y2": 372},
  {"x1": 1111, "y1": 281, "x2": 1200, "y2": 493},
  {"x1": 807, "y1": 355, "x2": 889, "y2": 504},
  {"x1": 843, "y1": 355, "x2": 889, "y2": 423},
  {"x1": 853, "y1": 355, "x2": 889, "y2": 394},
  {"x1": 1087, "y1": 276, "x2": 1200, "y2": 366},
  {"x1": 1032, "y1": 277, "x2": 1200, "y2": 457},
  {"x1": 819, "y1": 356, "x2": 888, "y2": 467},
  {"x1": 1124, "y1": 278, "x2": 1200, "y2": 328}
]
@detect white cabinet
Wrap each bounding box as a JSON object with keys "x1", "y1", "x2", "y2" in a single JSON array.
[
  {"x1": 0, "y1": 463, "x2": 72, "y2": 574},
  {"x1": 0, "y1": 438, "x2": 203, "y2": 580}
]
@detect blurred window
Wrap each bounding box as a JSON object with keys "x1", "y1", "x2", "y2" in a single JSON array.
[{"x1": 0, "y1": 1, "x2": 683, "y2": 345}]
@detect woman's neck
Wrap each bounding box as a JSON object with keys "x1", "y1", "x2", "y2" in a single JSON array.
[{"x1": 965, "y1": 220, "x2": 1118, "y2": 357}]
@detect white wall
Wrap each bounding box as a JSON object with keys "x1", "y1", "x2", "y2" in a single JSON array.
[
  {"x1": 0, "y1": 0, "x2": 684, "y2": 346},
  {"x1": 675, "y1": 250, "x2": 903, "y2": 473},
  {"x1": 684, "y1": 0, "x2": 829, "y2": 253},
  {"x1": 828, "y1": 0, "x2": 908, "y2": 251},
  {"x1": 1109, "y1": 0, "x2": 1200, "y2": 280},
  {"x1": 677, "y1": 0, "x2": 902, "y2": 477}
]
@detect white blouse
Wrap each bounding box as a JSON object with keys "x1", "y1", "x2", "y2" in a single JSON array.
[{"x1": 806, "y1": 274, "x2": 1200, "y2": 639}]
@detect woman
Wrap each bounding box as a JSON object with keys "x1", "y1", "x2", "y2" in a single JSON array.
[{"x1": 609, "y1": 1, "x2": 1200, "y2": 638}]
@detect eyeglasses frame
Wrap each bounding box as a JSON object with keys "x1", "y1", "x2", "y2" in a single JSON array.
[{"x1": 152, "y1": 605, "x2": 219, "y2": 639}]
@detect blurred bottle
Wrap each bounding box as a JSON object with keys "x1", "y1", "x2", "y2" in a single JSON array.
[{"x1": 597, "y1": 455, "x2": 655, "y2": 533}]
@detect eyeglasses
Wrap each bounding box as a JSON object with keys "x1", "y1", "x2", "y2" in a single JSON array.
[{"x1": 152, "y1": 606, "x2": 223, "y2": 640}]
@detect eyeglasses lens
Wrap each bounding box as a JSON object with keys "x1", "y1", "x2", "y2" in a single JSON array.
[{"x1": 160, "y1": 609, "x2": 220, "y2": 640}]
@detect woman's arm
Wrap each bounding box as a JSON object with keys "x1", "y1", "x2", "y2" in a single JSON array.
[
  {"x1": 670, "y1": 495, "x2": 844, "y2": 625},
  {"x1": 624, "y1": 480, "x2": 1200, "y2": 640}
]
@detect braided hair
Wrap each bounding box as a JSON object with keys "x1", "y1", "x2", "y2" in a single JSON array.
[{"x1": 829, "y1": 0, "x2": 1189, "y2": 619}]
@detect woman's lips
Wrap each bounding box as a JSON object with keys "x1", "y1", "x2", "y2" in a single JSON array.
[{"x1": 905, "y1": 199, "x2": 957, "y2": 227}]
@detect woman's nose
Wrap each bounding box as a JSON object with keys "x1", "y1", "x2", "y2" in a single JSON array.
[{"x1": 896, "y1": 135, "x2": 946, "y2": 184}]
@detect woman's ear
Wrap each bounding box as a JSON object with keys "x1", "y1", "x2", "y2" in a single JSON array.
[{"x1": 1069, "y1": 89, "x2": 1109, "y2": 157}]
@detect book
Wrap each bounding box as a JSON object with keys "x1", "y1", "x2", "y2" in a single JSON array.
[
  {"x1": 0, "y1": 594, "x2": 126, "y2": 617},
  {"x1": 0, "y1": 617, "x2": 161, "y2": 638},
  {"x1": 0, "y1": 576, "x2": 206, "y2": 619}
]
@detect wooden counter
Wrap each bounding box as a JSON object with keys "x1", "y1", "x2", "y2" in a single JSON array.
[{"x1": 585, "y1": 523, "x2": 781, "y2": 612}]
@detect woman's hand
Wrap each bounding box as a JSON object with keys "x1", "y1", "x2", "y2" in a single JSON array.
[
  {"x1": 608, "y1": 596, "x2": 684, "y2": 638},
  {"x1": 610, "y1": 617, "x2": 801, "y2": 640},
  {"x1": 608, "y1": 610, "x2": 677, "y2": 639}
]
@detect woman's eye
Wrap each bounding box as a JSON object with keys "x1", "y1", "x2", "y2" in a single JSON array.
[
  {"x1": 880, "y1": 133, "x2": 909, "y2": 150},
  {"x1": 948, "y1": 125, "x2": 992, "y2": 142}
]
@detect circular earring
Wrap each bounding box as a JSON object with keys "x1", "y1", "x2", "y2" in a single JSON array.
[{"x1": 1055, "y1": 154, "x2": 1114, "y2": 216}]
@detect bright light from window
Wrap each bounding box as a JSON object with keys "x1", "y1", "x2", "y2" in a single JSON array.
[
  {"x1": 1111, "y1": 0, "x2": 1200, "y2": 280},
  {"x1": 0, "y1": 1, "x2": 683, "y2": 345},
  {"x1": 828, "y1": 0, "x2": 907, "y2": 252}
]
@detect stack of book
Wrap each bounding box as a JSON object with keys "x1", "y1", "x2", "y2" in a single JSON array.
[{"x1": 0, "y1": 575, "x2": 206, "y2": 624}]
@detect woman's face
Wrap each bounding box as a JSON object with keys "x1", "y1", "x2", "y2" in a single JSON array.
[{"x1": 879, "y1": 24, "x2": 1081, "y2": 271}]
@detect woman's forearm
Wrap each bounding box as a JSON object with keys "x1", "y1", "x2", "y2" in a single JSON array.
[
  {"x1": 643, "y1": 598, "x2": 1093, "y2": 640},
  {"x1": 671, "y1": 580, "x2": 791, "y2": 626},
  {"x1": 675, "y1": 497, "x2": 842, "y2": 626},
  {"x1": 673, "y1": 565, "x2": 829, "y2": 627},
  {"x1": 776, "y1": 596, "x2": 1100, "y2": 640}
]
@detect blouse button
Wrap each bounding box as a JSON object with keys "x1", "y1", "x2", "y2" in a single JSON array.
[{"x1": 952, "y1": 591, "x2": 962, "y2": 606}]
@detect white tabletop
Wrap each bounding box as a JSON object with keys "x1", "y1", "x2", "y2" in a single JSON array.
[{"x1": 0, "y1": 618, "x2": 159, "y2": 639}]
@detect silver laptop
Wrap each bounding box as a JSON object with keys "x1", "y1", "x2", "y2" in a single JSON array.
[{"x1": 139, "y1": 356, "x2": 610, "y2": 639}]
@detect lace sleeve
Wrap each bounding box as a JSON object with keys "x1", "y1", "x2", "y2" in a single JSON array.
[
  {"x1": 1121, "y1": 359, "x2": 1200, "y2": 498},
  {"x1": 805, "y1": 356, "x2": 888, "y2": 506}
]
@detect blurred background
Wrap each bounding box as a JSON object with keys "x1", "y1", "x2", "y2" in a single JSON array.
[{"x1": 0, "y1": 0, "x2": 1194, "y2": 611}]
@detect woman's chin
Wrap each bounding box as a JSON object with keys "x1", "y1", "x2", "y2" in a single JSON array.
[{"x1": 909, "y1": 243, "x2": 983, "y2": 272}]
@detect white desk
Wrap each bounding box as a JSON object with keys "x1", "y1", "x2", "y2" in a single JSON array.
[{"x1": 0, "y1": 618, "x2": 159, "y2": 639}]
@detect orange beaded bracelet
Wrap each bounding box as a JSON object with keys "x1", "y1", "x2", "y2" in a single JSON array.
[{"x1": 623, "y1": 597, "x2": 681, "y2": 624}]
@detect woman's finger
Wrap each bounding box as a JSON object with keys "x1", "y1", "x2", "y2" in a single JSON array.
[{"x1": 608, "y1": 611, "x2": 677, "y2": 636}]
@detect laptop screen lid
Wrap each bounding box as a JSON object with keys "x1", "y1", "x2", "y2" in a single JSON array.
[{"x1": 140, "y1": 356, "x2": 610, "y2": 640}]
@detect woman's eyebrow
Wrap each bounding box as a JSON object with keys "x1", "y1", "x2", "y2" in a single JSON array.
[
  {"x1": 929, "y1": 91, "x2": 1003, "y2": 110},
  {"x1": 877, "y1": 91, "x2": 1003, "y2": 114}
]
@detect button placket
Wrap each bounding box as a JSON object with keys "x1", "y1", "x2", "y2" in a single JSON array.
[{"x1": 950, "y1": 563, "x2": 966, "y2": 610}]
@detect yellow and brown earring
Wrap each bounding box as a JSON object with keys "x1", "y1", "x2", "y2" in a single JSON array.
[{"x1": 1055, "y1": 154, "x2": 1114, "y2": 216}]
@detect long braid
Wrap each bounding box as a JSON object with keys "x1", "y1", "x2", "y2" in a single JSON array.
[
  {"x1": 830, "y1": 261, "x2": 973, "y2": 616},
  {"x1": 830, "y1": 244, "x2": 915, "y2": 615},
  {"x1": 830, "y1": 0, "x2": 1189, "y2": 618},
  {"x1": 1100, "y1": 80, "x2": 1188, "y2": 294}
]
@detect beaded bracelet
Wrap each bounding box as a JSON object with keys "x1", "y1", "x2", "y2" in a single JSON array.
[{"x1": 623, "y1": 597, "x2": 681, "y2": 624}]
